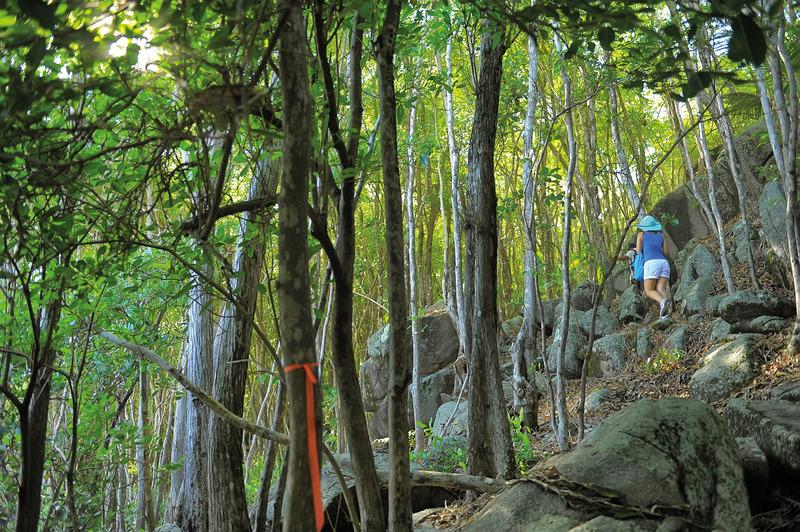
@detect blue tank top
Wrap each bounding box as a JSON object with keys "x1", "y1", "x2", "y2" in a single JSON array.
[{"x1": 642, "y1": 231, "x2": 665, "y2": 261}]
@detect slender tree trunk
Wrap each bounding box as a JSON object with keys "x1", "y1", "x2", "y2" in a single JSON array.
[
  {"x1": 694, "y1": 96, "x2": 736, "y2": 295},
  {"x1": 554, "y1": 32, "x2": 575, "y2": 452},
  {"x1": 166, "y1": 361, "x2": 186, "y2": 524},
  {"x1": 116, "y1": 454, "x2": 128, "y2": 531},
  {"x1": 698, "y1": 40, "x2": 760, "y2": 288},
  {"x1": 444, "y1": 36, "x2": 467, "y2": 357},
  {"x1": 511, "y1": 26, "x2": 540, "y2": 432},
  {"x1": 254, "y1": 381, "x2": 285, "y2": 532},
  {"x1": 465, "y1": 20, "x2": 516, "y2": 480},
  {"x1": 312, "y1": 4, "x2": 384, "y2": 526},
  {"x1": 207, "y1": 153, "x2": 274, "y2": 532},
  {"x1": 763, "y1": 16, "x2": 800, "y2": 352},
  {"x1": 16, "y1": 297, "x2": 63, "y2": 532},
  {"x1": 376, "y1": 0, "x2": 413, "y2": 527},
  {"x1": 666, "y1": 97, "x2": 714, "y2": 231},
  {"x1": 609, "y1": 83, "x2": 641, "y2": 214},
  {"x1": 405, "y1": 90, "x2": 425, "y2": 451},
  {"x1": 136, "y1": 366, "x2": 155, "y2": 532},
  {"x1": 278, "y1": 3, "x2": 321, "y2": 529},
  {"x1": 182, "y1": 265, "x2": 213, "y2": 532}
]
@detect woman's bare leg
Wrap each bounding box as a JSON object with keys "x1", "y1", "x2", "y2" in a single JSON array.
[
  {"x1": 643, "y1": 278, "x2": 663, "y2": 304},
  {"x1": 656, "y1": 277, "x2": 669, "y2": 300}
]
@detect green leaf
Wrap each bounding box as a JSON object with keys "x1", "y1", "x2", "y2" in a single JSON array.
[
  {"x1": 662, "y1": 23, "x2": 680, "y2": 40},
  {"x1": 727, "y1": 15, "x2": 766, "y2": 66},
  {"x1": 564, "y1": 39, "x2": 581, "y2": 60},
  {"x1": 208, "y1": 28, "x2": 233, "y2": 49},
  {"x1": 0, "y1": 13, "x2": 17, "y2": 27},
  {"x1": 17, "y1": 0, "x2": 57, "y2": 30},
  {"x1": 598, "y1": 26, "x2": 615, "y2": 52}
]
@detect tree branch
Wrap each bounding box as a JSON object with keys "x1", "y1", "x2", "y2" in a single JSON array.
[
  {"x1": 181, "y1": 195, "x2": 277, "y2": 233},
  {"x1": 93, "y1": 327, "x2": 290, "y2": 445}
]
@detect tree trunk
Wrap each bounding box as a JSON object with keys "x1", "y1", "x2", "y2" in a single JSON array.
[
  {"x1": 166, "y1": 363, "x2": 186, "y2": 524},
  {"x1": 465, "y1": 20, "x2": 516, "y2": 480},
  {"x1": 554, "y1": 32, "x2": 575, "y2": 452},
  {"x1": 511, "y1": 26, "x2": 540, "y2": 432},
  {"x1": 772, "y1": 21, "x2": 800, "y2": 353},
  {"x1": 254, "y1": 381, "x2": 285, "y2": 532},
  {"x1": 609, "y1": 83, "x2": 641, "y2": 214},
  {"x1": 136, "y1": 366, "x2": 155, "y2": 532},
  {"x1": 16, "y1": 297, "x2": 63, "y2": 532},
  {"x1": 312, "y1": 4, "x2": 384, "y2": 526},
  {"x1": 666, "y1": 97, "x2": 714, "y2": 231},
  {"x1": 182, "y1": 264, "x2": 213, "y2": 532},
  {"x1": 698, "y1": 41, "x2": 760, "y2": 288},
  {"x1": 693, "y1": 96, "x2": 736, "y2": 295},
  {"x1": 277, "y1": 3, "x2": 321, "y2": 530},
  {"x1": 376, "y1": 0, "x2": 413, "y2": 527},
  {"x1": 444, "y1": 36, "x2": 467, "y2": 357},
  {"x1": 406, "y1": 90, "x2": 425, "y2": 451}
]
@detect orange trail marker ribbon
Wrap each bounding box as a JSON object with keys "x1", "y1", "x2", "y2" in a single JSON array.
[{"x1": 284, "y1": 362, "x2": 324, "y2": 531}]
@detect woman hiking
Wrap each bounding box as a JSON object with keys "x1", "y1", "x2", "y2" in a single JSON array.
[{"x1": 635, "y1": 215, "x2": 672, "y2": 318}]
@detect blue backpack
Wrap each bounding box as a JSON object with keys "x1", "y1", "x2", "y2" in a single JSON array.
[{"x1": 632, "y1": 251, "x2": 644, "y2": 283}]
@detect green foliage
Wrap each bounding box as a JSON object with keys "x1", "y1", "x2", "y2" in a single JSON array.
[
  {"x1": 644, "y1": 348, "x2": 685, "y2": 374},
  {"x1": 509, "y1": 410, "x2": 538, "y2": 475},
  {"x1": 410, "y1": 422, "x2": 467, "y2": 473}
]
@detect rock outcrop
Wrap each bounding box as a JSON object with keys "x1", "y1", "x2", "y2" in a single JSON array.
[
  {"x1": 464, "y1": 398, "x2": 751, "y2": 531},
  {"x1": 725, "y1": 398, "x2": 800, "y2": 479},
  {"x1": 361, "y1": 303, "x2": 459, "y2": 438},
  {"x1": 718, "y1": 290, "x2": 795, "y2": 322},
  {"x1": 689, "y1": 334, "x2": 761, "y2": 402}
]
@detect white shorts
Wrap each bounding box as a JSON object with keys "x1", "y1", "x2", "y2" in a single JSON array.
[{"x1": 644, "y1": 259, "x2": 670, "y2": 280}]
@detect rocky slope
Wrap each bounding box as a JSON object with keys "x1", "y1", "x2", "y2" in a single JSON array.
[{"x1": 354, "y1": 123, "x2": 800, "y2": 531}]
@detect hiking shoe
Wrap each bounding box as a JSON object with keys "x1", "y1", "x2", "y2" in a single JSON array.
[{"x1": 659, "y1": 299, "x2": 668, "y2": 318}]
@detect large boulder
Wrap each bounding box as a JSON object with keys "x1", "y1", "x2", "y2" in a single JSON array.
[
  {"x1": 461, "y1": 482, "x2": 588, "y2": 532},
  {"x1": 538, "y1": 299, "x2": 559, "y2": 334},
  {"x1": 680, "y1": 277, "x2": 717, "y2": 317},
  {"x1": 636, "y1": 328, "x2": 654, "y2": 360},
  {"x1": 717, "y1": 290, "x2": 795, "y2": 322},
  {"x1": 579, "y1": 305, "x2": 620, "y2": 339},
  {"x1": 709, "y1": 318, "x2": 732, "y2": 343},
  {"x1": 432, "y1": 400, "x2": 468, "y2": 437},
  {"x1": 571, "y1": 280, "x2": 598, "y2": 311},
  {"x1": 585, "y1": 387, "x2": 611, "y2": 412},
  {"x1": 539, "y1": 398, "x2": 751, "y2": 530},
  {"x1": 730, "y1": 220, "x2": 757, "y2": 265},
  {"x1": 547, "y1": 310, "x2": 586, "y2": 379},
  {"x1": 665, "y1": 324, "x2": 689, "y2": 353},
  {"x1": 736, "y1": 436, "x2": 769, "y2": 508},
  {"x1": 617, "y1": 285, "x2": 647, "y2": 324},
  {"x1": 730, "y1": 315, "x2": 791, "y2": 334},
  {"x1": 650, "y1": 188, "x2": 711, "y2": 251},
  {"x1": 759, "y1": 179, "x2": 790, "y2": 266},
  {"x1": 299, "y1": 452, "x2": 458, "y2": 530},
  {"x1": 500, "y1": 315, "x2": 523, "y2": 342},
  {"x1": 726, "y1": 399, "x2": 800, "y2": 478},
  {"x1": 770, "y1": 380, "x2": 800, "y2": 401},
  {"x1": 416, "y1": 368, "x2": 455, "y2": 427},
  {"x1": 674, "y1": 244, "x2": 717, "y2": 302},
  {"x1": 361, "y1": 303, "x2": 460, "y2": 438},
  {"x1": 592, "y1": 333, "x2": 630, "y2": 376},
  {"x1": 689, "y1": 334, "x2": 762, "y2": 402}
]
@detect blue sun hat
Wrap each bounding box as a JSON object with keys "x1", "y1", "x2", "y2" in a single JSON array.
[{"x1": 637, "y1": 215, "x2": 662, "y2": 232}]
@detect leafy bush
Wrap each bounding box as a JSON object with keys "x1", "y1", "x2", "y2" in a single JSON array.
[{"x1": 645, "y1": 348, "x2": 685, "y2": 373}]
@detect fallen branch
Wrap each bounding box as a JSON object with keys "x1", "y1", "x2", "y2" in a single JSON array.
[
  {"x1": 94, "y1": 327, "x2": 288, "y2": 444},
  {"x1": 406, "y1": 470, "x2": 507, "y2": 494}
]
